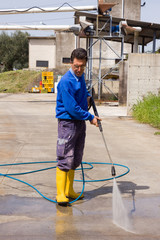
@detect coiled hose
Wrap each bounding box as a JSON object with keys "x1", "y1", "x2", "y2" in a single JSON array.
[{"x1": 0, "y1": 160, "x2": 130, "y2": 204}]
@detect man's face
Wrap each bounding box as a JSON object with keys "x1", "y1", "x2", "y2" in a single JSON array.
[{"x1": 71, "y1": 58, "x2": 86, "y2": 77}]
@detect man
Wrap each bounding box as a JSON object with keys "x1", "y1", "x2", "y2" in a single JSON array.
[{"x1": 56, "y1": 48, "x2": 101, "y2": 205}]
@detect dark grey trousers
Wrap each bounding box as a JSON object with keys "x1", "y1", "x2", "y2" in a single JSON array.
[{"x1": 56, "y1": 119, "x2": 86, "y2": 171}]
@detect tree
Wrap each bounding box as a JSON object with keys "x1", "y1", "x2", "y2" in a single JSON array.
[{"x1": 0, "y1": 31, "x2": 30, "y2": 71}]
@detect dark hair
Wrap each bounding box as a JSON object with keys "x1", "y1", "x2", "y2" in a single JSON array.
[{"x1": 70, "y1": 48, "x2": 88, "y2": 62}]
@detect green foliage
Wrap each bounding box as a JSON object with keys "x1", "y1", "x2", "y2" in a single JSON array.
[
  {"x1": 0, "y1": 31, "x2": 30, "y2": 71},
  {"x1": 132, "y1": 93, "x2": 160, "y2": 129},
  {"x1": 0, "y1": 70, "x2": 41, "y2": 93},
  {"x1": 156, "y1": 48, "x2": 160, "y2": 53},
  {"x1": 154, "y1": 132, "x2": 160, "y2": 135}
]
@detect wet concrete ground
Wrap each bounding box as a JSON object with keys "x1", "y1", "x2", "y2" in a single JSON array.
[{"x1": 0, "y1": 93, "x2": 160, "y2": 239}]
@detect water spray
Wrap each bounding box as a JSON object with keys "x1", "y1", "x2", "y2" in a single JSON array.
[
  {"x1": 89, "y1": 97, "x2": 133, "y2": 231},
  {"x1": 89, "y1": 98, "x2": 133, "y2": 231},
  {"x1": 90, "y1": 96, "x2": 116, "y2": 177}
]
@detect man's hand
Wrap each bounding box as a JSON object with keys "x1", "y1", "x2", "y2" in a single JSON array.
[{"x1": 90, "y1": 116, "x2": 102, "y2": 127}]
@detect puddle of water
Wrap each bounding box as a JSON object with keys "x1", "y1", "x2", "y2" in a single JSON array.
[
  {"x1": 0, "y1": 195, "x2": 56, "y2": 218},
  {"x1": 112, "y1": 178, "x2": 134, "y2": 232}
]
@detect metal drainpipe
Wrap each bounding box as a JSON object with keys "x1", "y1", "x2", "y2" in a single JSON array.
[
  {"x1": 88, "y1": 37, "x2": 93, "y2": 95},
  {"x1": 98, "y1": 38, "x2": 102, "y2": 100},
  {"x1": 122, "y1": 0, "x2": 124, "y2": 18},
  {"x1": 153, "y1": 31, "x2": 156, "y2": 53},
  {"x1": 142, "y1": 37, "x2": 145, "y2": 53}
]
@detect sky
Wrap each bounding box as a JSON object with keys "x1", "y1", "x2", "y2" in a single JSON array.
[{"x1": 0, "y1": 0, "x2": 160, "y2": 50}]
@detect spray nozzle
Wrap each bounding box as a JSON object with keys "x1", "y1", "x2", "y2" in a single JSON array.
[{"x1": 111, "y1": 165, "x2": 116, "y2": 176}]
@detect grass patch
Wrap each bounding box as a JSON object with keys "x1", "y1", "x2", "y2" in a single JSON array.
[
  {"x1": 0, "y1": 70, "x2": 41, "y2": 93},
  {"x1": 154, "y1": 132, "x2": 160, "y2": 135},
  {"x1": 132, "y1": 93, "x2": 160, "y2": 130}
]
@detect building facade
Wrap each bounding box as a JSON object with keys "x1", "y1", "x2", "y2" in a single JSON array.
[{"x1": 28, "y1": 37, "x2": 56, "y2": 70}]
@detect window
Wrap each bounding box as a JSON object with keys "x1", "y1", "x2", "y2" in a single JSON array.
[
  {"x1": 62, "y1": 58, "x2": 70, "y2": 64},
  {"x1": 36, "y1": 61, "x2": 49, "y2": 67}
]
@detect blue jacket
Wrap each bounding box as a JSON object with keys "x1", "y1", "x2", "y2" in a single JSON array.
[{"x1": 56, "y1": 68, "x2": 94, "y2": 121}]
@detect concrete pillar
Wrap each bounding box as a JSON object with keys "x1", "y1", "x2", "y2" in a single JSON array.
[
  {"x1": 76, "y1": 36, "x2": 80, "y2": 48},
  {"x1": 133, "y1": 31, "x2": 139, "y2": 53},
  {"x1": 119, "y1": 60, "x2": 128, "y2": 105}
]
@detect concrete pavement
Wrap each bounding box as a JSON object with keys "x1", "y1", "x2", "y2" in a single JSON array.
[{"x1": 0, "y1": 93, "x2": 160, "y2": 239}]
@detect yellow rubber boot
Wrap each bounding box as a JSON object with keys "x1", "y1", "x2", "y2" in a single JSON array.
[
  {"x1": 56, "y1": 167, "x2": 69, "y2": 205},
  {"x1": 65, "y1": 169, "x2": 84, "y2": 199}
]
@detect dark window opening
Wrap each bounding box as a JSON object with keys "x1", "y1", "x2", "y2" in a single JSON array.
[
  {"x1": 36, "y1": 60, "x2": 48, "y2": 67},
  {"x1": 62, "y1": 58, "x2": 70, "y2": 64}
]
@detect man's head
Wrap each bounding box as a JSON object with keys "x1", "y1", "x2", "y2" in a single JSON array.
[{"x1": 70, "y1": 48, "x2": 88, "y2": 77}]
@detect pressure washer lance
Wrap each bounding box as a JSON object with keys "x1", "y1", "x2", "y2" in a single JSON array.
[{"x1": 90, "y1": 97, "x2": 116, "y2": 177}]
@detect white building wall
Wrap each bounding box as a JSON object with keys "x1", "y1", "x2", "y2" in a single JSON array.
[{"x1": 29, "y1": 38, "x2": 56, "y2": 69}]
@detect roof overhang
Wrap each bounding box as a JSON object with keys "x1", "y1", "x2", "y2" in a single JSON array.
[{"x1": 75, "y1": 11, "x2": 160, "y2": 46}]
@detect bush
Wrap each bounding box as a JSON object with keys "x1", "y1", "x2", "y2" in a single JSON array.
[{"x1": 132, "y1": 93, "x2": 160, "y2": 129}]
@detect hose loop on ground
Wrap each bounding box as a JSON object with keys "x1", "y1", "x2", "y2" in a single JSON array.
[{"x1": 0, "y1": 161, "x2": 130, "y2": 204}]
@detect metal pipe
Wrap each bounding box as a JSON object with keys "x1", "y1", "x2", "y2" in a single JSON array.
[
  {"x1": 153, "y1": 31, "x2": 157, "y2": 53},
  {"x1": 0, "y1": 5, "x2": 97, "y2": 15},
  {"x1": 109, "y1": 14, "x2": 112, "y2": 37},
  {"x1": 122, "y1": 0, "x2": 124, "y2": 18},
  {"x1": 121, "y1": 36, "x2": 124, "y2": 59},
  {"x1": 86, "y1": 38, "x2": 89, "y2": 85},
  {"x1": 0, "y1": 24, "x2": 81, "y2": 31},
  {"x1": 88, "y1": 38, "x2": 93, "y2": 94},
  {"x1": 142, "y1": 37, "x2": 145, "y2": 53},
  {"x1": 98, "y1": 38, "x2": 102, "y2": 100}
]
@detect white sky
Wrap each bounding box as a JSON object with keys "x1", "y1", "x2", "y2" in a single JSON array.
[{"x1": 0, "y1": 0, "x2": 160, "y2": 50}]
